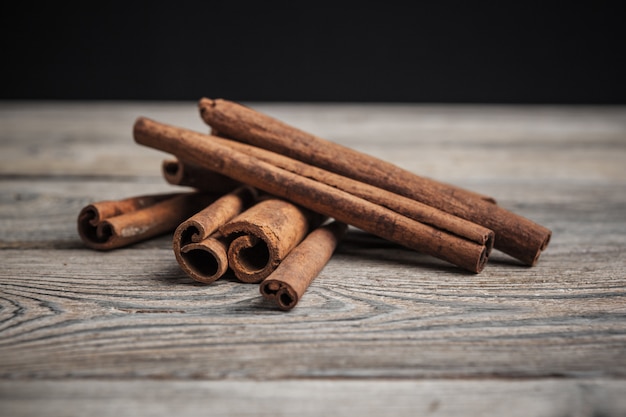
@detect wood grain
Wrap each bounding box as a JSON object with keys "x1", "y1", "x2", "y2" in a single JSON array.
[
  {"x1": 1, "y1": 102, "x2": 625, "y2": 415},
  {"x1": 1, "y1": 244, "x2": 625, "y2": 379},
  {"x1": 2, "y1": 379, "x2": 625, "y2": 417},
  {"x1": 2, "y1": 102, "x2": 625, "y2": 183}
]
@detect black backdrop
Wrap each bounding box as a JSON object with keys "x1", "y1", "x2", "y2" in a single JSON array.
[{"x1": 4, "y1": 2, "x2": 625, "y2": 103}]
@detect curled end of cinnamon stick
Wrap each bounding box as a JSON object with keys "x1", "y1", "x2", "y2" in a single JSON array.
[
  {"x1": 173, "y1": 219, "x2": 206, "y2": 251},
  {"x1": 220, "y1": 198, "x2": 320, "y2": 283},
  {"x1": 260, "y1": 280, "x2": 299, "y2": 311},
  {"x1": 485, "y1": 230, "x2": 495, "y2": 254},
  {"x1": 499, "y1": 222, "x2": 552, "y2": 267},
  {"x1": 177, "y1": 238, "x2": 229, "y2": 284},
  {"x1": 162, "y1": 158, "x2": 243, "y2": 193},
  {"x1": 476, "y1": 245, "x2": 489, "y2": 273},
  {"x1": 529, "y1": 230, "x2": 552, "y2": 266},
  {"x1": 77, "y1": 205, "x2": 113, "y2": 249},
  {"x1": 162, "y1": 159, "x2": 184, "y2": 185},
  {"x1": 227, "y1": 234, "x2": 274, "y2": 283}
]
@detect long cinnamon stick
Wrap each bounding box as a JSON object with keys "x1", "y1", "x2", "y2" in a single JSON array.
[
  {"x1": 162, "y1": 158, "x2": 240, "y2": 193},
  {"x1": 205, "y1": 135, "x2": 494, "y2": 250},
  {"x1": 198, "y1": 98, "x2": 551, "y2": 266},
  {"x1": 173, "y1": 186, "x2": 257, "y2": 283},
  {"x1": 199, "y1": 98, "x2": 497, "y2": 207},
  {"x1": 78, "y1": 191, "x2": 216, "y2": 250},
  {"x1": 220, "y1": 198, "x2": 326, "y2": 283},
  {"x1": 133, "y1": 117, "x2": 491, "y2": 273},
  {"x1": 260, "y1": 221, "x2": 347, "y2": 310}
]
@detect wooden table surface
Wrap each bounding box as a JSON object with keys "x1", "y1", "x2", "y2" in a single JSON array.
[{"x1": 1, "y1": 101, "x2": 625, "y2": 416}]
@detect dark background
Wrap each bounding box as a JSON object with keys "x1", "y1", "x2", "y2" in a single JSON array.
[{"x1": 4, "y1": 2, "x2": 625, "y2": 103}]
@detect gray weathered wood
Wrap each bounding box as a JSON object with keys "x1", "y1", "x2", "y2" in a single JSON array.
[
  {"x1": 1, "y1": 245, "x2": 625, "y2": 379},
  {"x1": 2, "y1": 379, "x2": 626, "y2": 417},
  {"x1": 1, "y1": 101, "x2": 625, "y2": 416}
]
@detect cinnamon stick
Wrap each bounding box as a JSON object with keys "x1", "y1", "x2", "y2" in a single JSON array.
[
  {"x1": 199, "y1": 98, "x2": 497, "y2": 207},
  {"x1": 162, "y1": 158, "x2": 240, "y2": 193},
  {"x1": 260, "y1": 221, "x2": 347, "y2": 310},
  {"x1": 206, "y1": 135, "x2": 494, "y2": 250},
  {"x1": 78, "y1": 191, "x2": 216, "y2": 250},
  {"x1": 219, "y1": 198, "x2": 326, "y2": 283},
  {"x1": 198, "y1": 98, "x2": 551, "y2": 266},
  {"x1": 177, "y1": 233, "x2": 230, "y2": 284},
  {"x1": 133, "y1": 117, "x2": 491, "y2": 273},
  {"x1": 173, "y1": 186, "x2": 257, "y2": 283}
]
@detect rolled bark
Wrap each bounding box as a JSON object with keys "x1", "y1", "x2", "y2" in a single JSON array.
[
  {"x1": 220, "y1": 198, "x2": 326, "y2": 283},
  {"x1": 162, "y1": 158, "x2": 240, "y2": 193},
  {"x1": 173, "y1": 186, "x2": 257, "y2": 283},
  {"x1": 78, "y1": 191, "x2": 215, "y2": 250},
  {"x1": 208, "y1": 135, "x2": 494, "y2": 250},
  {"x1": 260, "y1": 221, "x2": 348, "y2": 311},
  {"x1": 177, "y1": 233, "x2": 230, "y2": 284},
  {"x1": 198, "y1": 98, "x2": 551, "y2": 266},
  {"x1": 79, "y1": 192, "x2": 181, "y2": 224},
  {"x1": 198, "y1": 98, "x2": 497, "y2": 206},
  {"x1": 133, "y1": 117, "x2": 491, "y2": 273}
]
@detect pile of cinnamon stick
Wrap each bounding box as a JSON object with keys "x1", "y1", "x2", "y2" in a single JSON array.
[{"x1": 78, "y1": 98, "x2": 552, "y2": 310}]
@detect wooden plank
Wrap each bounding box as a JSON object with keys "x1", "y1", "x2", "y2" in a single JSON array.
[
  {"x1": 1, "y1": 243, "x2": 624, "y2": 379},
  {"x1": 1, "y1": 102, "x2": 625, "y2": 184},
  {"x1": 1, "y1": 102, "x2": 626, "y2": 413},
  {"x1": 2, "y1": 379, "x2": 626, "y2": 417}
]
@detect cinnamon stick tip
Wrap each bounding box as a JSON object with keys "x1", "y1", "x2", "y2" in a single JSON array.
[
  {"x1": 485, "y1": 230, "x2": 496, "y2": 253},
  {"x1": 541, "y1": 231, "x2": 552, "y2": 251},
  {"x1": 227, "y1": 234, "x2": 273, "y2": 283},
  {"x1": 525, "y1": 230, "x2": 552, "y2": 266},
  {"x1": 474, "y1": 246, "x2": 489, "y2": 274},
  {"x1": 198, "y1": 97, "x2": 216, "y2": 107},
  {"x1": 77, "y1": 208, "x2": 114, "y2": 251},
  {"x1": 161, "y1": 159, "x2": 181, "y2": 181},
  {"x1": 178, "y1": 243, "x2": 227, "y2": 284},
  {"x1": 198, "y1": 98, "x2": 218, "y2": 118},
  {"x1": 78, "y1": 204, "x2": 100, "y2": 226},
  {"x1": 173, "y1": 219, "x2": 204, "y2": 250},
  {"x1": 260, "y1": 280, "x2": 298, "y2": 311},
  {"x1": 132, "y1": 116, "x2": 151, "y2": 140},
  {"x1": 277, "y1": 286, "x2": 298, "y2": 310}
]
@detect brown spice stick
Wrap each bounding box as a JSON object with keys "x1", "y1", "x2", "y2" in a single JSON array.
[
  {"x1": 133, "y1": 117, "x2": 490, "y2": 273},
  {"x1": 79, "y1": 192, "x2": 182, "y2": 224},
  {"x1": 173, "y1": 186, "x2": 257, "y2": 283},
  {"x1": 78, "y1": 191, "x2": 216, "y2": 250},
  {"x1": 177, "y1": 233, "x2": 230, "y2": 284},
  {"x1": 162, "y1": 158, "x2": 240, "y2": 193},
  {"x1": 260, "y1": 221, "x2": 347, "y2": 311},
  {"x1": 220, "y1": 198, "x2": 326, "y2": 283},
  {"x1": 198, "y1": 98, "x2": 551, "y2": 266},
  {"x1": 207, "y1": 135, "x2": 494, "y2": 249},
  {"x1": 199, "y1": 98, "x2": 497, "y2": 206}
]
